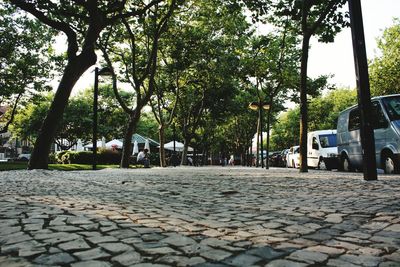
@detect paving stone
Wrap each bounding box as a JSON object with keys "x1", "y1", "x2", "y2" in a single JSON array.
[
  {"x1": 385, "y1": 224, "x2": 400, "y2": 232},
  {"x1": 247, "y1": 246, "x2": 286, "y2": 260},
  {"x1": 108, "y1": 229, "x2": 139, "y2": 239},
  {"x1": 325, "y1": 214, "x2": 344, "y2": 223},
  {"x1": 200, "y1": 248, "x2": 232, "y2": 261},
  {"x1": 287, "y1": 249, "x2": 329, "y2": 264},
  {"x1": 87, "y1": 235, "x2": 119, "y2": 244},
  {"x1": 50, "y1": 225, "x2": 82, "y2": 232},
  {"x1": 1, "y1": 240, "x2": 43, "y2": 254},
  {"x1": 73, "y1": 248, "x2": 111, "y2": 260},
  {"x1": 111, "y1": 250, "x2": 141, "y2": 266},
  {"x1": 58, "y1": 239, "x2": 91, "y2": 251},
  {"x1": 33, "y1": 252, "x2": 75, "y2": 265},
  {"x1": 98, "y1": 242, "x2": 133, "y2": 253},
  {"x1": 223, "y1": 253, "x2": 262, "y2": 266},
  {"x1": 18, "y1": 246, "x2": 47, "y2": 257},
  {"x1": 71, "y1": 260, "x2": 112, "y2": 267},
  {"x1": 67, "y1": 217, "x2": 93, "y2": 225},
  {"x1": 131, "y1": 264, "x2": 170, "y2": 267},
  {"x1": 326, "y1": 258, "x2": 360, "y2": 267},
  {"x1": 161, "y1": 233, "x2": 197, "y2": 247},
  {"x1": 0, "y1": 233, "x2": 32, "y2": 245},
  {"x1": 379, "y1": 261, "x2": 400, "y2": 267},
  {"x1": 0, "y1": 226, "x2": 21, "y2": 235},
  {"x1": 264, "y1": 259, "x2": 308, "y2": 267},
  {"x1": 338, "y1": 254, "x2": 383, "y2": 267},
  {"x1": 157, "y1": 255, "x2": 206, "y2": 266},
  {"x1": 0, "y1": 256, "x2": 34, "y2": 267},
  {"x1": 305, "y1": 245, "x2": 345, "y2": 255}
]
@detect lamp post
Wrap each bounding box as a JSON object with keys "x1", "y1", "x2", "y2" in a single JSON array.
[
  {"x1": 93, "y1": 67, "x2": 112, "y2": 170},
  {"x1": 348, "y1": 0, "x2": 377, "y2": 180},
  {"x1": 249, "y1": 101, "x2": 270, "y2": 168}
]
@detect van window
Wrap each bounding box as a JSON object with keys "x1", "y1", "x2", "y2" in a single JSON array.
[
  {"x1": 371, "y1": 102, "x2": 388, "y2": 129},
  {"x1": 382, "y1": 96, "x2": 400, "y2": 121},
  {"x1": 319, "y1": 134, "x2": 337, "y2": 148},
  {"x1": 348, "y1": 108, "x2": 360, "y2": 131},
  {"x1": 312, "y1": 137, "x2": 319, "y2": 150}
]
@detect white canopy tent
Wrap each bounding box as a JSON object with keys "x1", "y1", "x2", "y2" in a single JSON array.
[
  {"x1": 106, "y1": 139, "x2": 123, "y2": 149},
  {"x1": 76, "y1": 139, "x2": 84, "y2": 152},
  {"x1": 84, "y1": 141, "x2": 103, "y2": 149},
  {"x1": 162, "y1": 141, "x2": 193, "y2": 152},
  {"x1": 132, "y1": 140, "x2": 139, "y2": 155}
]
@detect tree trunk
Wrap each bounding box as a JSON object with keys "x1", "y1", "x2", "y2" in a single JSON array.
[
  {"x1": 120, "y1": 112, "x2": 141, "y2": 168},
  {"x1": 256, "y1": 110, "x2": 261, "y2": 167},
  {"x1": 158, "y1": 125, "x2": 166, "y2": 167},
  {"x1": 28, "y1": 50, "x2": 97, "y2": 169},
  {"x1": 299, "y1": 35, "x2": 311, "y2": 173},
  {"x1": 266, "y1": 108, "x2": 272, "y2": 169}
]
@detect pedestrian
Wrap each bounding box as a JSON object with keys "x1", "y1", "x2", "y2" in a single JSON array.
[
  {"x1": 137, "y1": 149, "x2": 150, "y2": 168},
  {"x1": 229, "y1": 155, "x2": 235, "y2": 166}
]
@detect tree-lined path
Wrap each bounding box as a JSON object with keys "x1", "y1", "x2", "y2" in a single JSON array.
[{"x1": 0, "y1": 167, "x2": 399, "y2": 266}]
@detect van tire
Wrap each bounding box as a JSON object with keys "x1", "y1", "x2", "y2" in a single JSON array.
[
  {"x1": 340, "y1": 154, "x2": 354, "y2": 172},
  {"x1": 318, "y1": 158, "x2": 327, "y2": 170},
  {"x1": 382, "y1": 153, "x2": 399, "y2": 174}
]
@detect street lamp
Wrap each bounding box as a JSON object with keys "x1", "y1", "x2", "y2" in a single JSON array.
[
  {"x1": 249, "y1": 101, "x2": 270, "y2": 169},
  {"x1": 93, "y1": 67, "x2": 112, "y2": 170}
]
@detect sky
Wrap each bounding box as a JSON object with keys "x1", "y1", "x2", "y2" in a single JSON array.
[
  {"x1": 308, "y1": 0, "x2": 400, "y2": 89},
  {"x1": 68, "y1": 0, "x2": 400, "y2": 95}
]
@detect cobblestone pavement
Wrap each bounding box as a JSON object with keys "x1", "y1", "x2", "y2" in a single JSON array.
[{"x1": 1, "y1": 167, "x2": 400, "y2": 267}]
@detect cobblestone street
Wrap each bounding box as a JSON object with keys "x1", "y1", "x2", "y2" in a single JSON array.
[{"x1": 0, "y1": 167, "x2": 400, "y2": 267}]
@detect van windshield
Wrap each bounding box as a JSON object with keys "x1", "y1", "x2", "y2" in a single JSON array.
[
  {"x1": 382, "y1": 96, "x2": 400, "y2": 121},
  {"x1": 319, "y1": 134, "x2": 337, "y2": 148}
]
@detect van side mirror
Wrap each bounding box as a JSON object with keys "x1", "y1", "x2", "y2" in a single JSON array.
[{"x1": 312, "y1": 143, "x2": 319, "y2": 150}]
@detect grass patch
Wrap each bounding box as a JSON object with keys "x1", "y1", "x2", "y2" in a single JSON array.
[
  {"x1": 0, "y1": 162, "x2": 143, "y2": 171},
  {"x1": 0, "y1": 162, "x2": 28, "y2": 171}
]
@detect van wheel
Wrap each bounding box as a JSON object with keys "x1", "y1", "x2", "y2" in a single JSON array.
[
  {"x1": 341, "y1": 155, "x2": 354, "y2": 172},
  {"x1": 383, "y1": 153, "x2": 399, "y2": 174},
  {"x1": 318, "y1": 158, "x2": 327, "y2": 170}
]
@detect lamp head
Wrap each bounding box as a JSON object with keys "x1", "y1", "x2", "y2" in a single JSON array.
[
  {"x1": 248, "y1": 102, "x2": 259, "y2": 111},
  {"x1": 97, "y1": 67, "x2": 113, "y2": 76}
]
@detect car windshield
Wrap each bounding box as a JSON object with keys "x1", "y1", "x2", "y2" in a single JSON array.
[
  {"x1": 382, "y1": 96, "x2": 400, "y2": 121},
  {"x1": 319, "y1": 134, "x2": 337, "y2": 148}
]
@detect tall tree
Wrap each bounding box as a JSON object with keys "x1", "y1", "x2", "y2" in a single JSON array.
[
  {"x1": 246, "y1": 0, "x2": 349, "y2": 172},
  {"x1": 99, "y1": 0, "x2": 178, "y2": 168},
  {"x1": 8, "y1": 0, "x2": 166, "y2": 169}
]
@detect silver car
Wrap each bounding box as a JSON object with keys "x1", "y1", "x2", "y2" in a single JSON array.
[{"x1": 337, "y1": 94, "x2": 400, "y2": 174}]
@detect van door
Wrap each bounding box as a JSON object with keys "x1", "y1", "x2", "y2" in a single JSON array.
[
  {"x1": 348, "y1": 108, "x2": 362, "y2": 168},
  {"x1": 308, "y1": 135, "x2": 319, "y2": 167},
  {"x1": 371, "y1": 101, "x2": 390, "y2": 167}
]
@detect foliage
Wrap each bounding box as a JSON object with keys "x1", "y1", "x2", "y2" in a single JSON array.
[
  {"x1": 0, "y1": 3, "x2": 55, "y2": 100},
  {"x1": 11, "y1": 93, "x2": 92, "y2": 149},
  {"x1": 0, "y1": 2, "x2": 56, "y2": 133},
  {"x1": 370, "y1": 19, "x2": 400, "y2": 96}
]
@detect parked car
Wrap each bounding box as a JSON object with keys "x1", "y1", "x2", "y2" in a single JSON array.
[
  {"x1": 268, "y1": 151, "x2": 281, "y2": 167},
  {"x1": 307, "y1": 130, "x2": 338, "y2": 170},
  {"x1": 337, "y1": 94, "x2": 400, "y2": 174},
  {"x1": 286, "y1": 145, "x2": 300, "y2": 168}
]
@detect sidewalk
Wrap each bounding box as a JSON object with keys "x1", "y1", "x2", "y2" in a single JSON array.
[{"x1": 0, "y1": 167, "x2": 399, "y2": 266}]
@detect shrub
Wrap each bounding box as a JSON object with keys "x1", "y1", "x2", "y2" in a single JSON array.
[{"x1": 56, "y1": 150, "x2": 121, "y2": 165}]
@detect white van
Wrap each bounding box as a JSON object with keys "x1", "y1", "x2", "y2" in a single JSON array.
[
  {"x1": 337, "y1": 94, "x2": 400, "y2": 174},
  {"x1": 307, "y1": 130, "x2": 338, "y2": 170}
]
